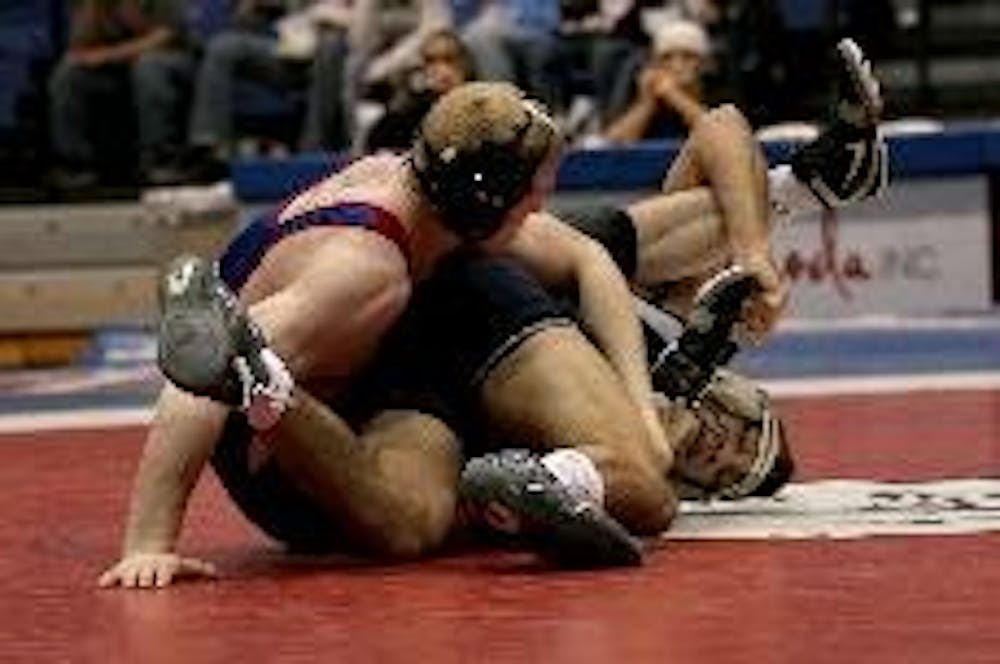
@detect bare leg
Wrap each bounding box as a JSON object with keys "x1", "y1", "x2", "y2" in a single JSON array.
[
  {"x1": 259, "y1": 397, "x2": 461, "y2": 558},
  {"x1": 479, "y1": 326, "x2": 677, "y2": 535},
  {"x1": 626, "y1": 106, "x2": 786, "y2": 334},
  {"x1": 627, "y1": 105, "x2": 772, "y2": 288},
  {"x1": 161, "y1": 238, "x2": 459, "y2": 560}
]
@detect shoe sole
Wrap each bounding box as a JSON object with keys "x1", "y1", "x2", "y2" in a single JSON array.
[
  {"x1": 651, "y1": 266, "x2": 757, "y2": 400},
  {"x1": 689, "y1": 264, "x2": 760, "y2": 352},
  {"x1": 461, "y1": 455, "x2": 644, "y2": 568},
  {"x1": 836, "y1": 38, "x2": 883, "y2": 124},
  {"x1": 157, "y1": 256, "x2": 238, "y2": 395},
  {"x1": 834, "y1": 39, "x2": 890, "y2": 200}
]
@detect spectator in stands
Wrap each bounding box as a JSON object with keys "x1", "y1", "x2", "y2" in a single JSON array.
[
  {"x1": 459, "y1": 0, "x2": 563, "y2": 109},
  {"x1": 559, "y1": 0, "x2": 656, "y2": 128},
  {"x1": 363, "y1": 28, "x2": 475, "y2": 152},
  {"x1": 353, "y1": 0, "x2": 452, "y2": 96},
  {"x1": 688, "y1": 0, "x2": 788, "y2": 125},
  {"x1": 132, "y1": 1, "x2": 214, "y2": 185},
  {"x1": 603, "y1": 17, "x2": 709, "y2": 144},
  {"x1": 183, "y1": 0, "x2": 354, "y2": 181},
  {"x1": 48, "y1": 0, "x2": 189, "y2": 188},
  {"x1": 0, "y1": 1, "x2": 68, "y2": 188}
]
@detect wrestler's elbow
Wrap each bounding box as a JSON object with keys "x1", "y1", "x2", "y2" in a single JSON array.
[
  {"x1": 623, "y1": 473, "x2": 679, "y2": 536},
  {"x1": 606, "y1": 455, "x2": 679, "y2": 536},
  {"x1": 373, "y1": 525, "x2": 445, "y2": 561},
  {"x1": 567, "y1": 234, "x2": 620, "y2": 290},
  {"x1": 369, "y1": 492, "x2": 454, "y2": 560}
]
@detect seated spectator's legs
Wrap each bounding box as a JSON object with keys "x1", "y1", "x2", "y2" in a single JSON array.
[
  {"x1": 49, "y1": 60, "x2": 100, "y2": 174},
  {"x1": 462, "y1": 9, "x2": 517, "y2": 84},
  {"x1": 48, "y1": 59, "x2": 129, "y2": 181},
  {"x1": 591, "y1": 38, "x2": 644, "y2": 122},
  {"x1": 463, "y1": 11, "x2": 562, "y2": 110},
  {"x1": 512, "y1": 28, "x2": 563, "y2": 110},
  {"x1": 132, "y1": 49, "x2": 196, "y2": 179},
  {"x1": 601, "y1": 47, "x2": 645, "y2": 125},
  {"x1": 188, "y1": 30, "x2": 282, "y2": 153},
  {"x1": 299, "y1": 29, "x2": 351, "y2": 153}
]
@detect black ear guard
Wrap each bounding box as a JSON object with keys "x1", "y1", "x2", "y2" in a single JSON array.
[{"x1": 411, "y1": 102, "x2": 555, "y2": 241}]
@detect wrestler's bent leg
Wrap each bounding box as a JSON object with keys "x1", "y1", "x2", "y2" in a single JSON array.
[
  {"x1": 479, "y1": 325, "x2": 677, "y2": 535},
  {"x1": 160, "y1": 255, "x2": 461, "y2": 559},
  {"x1": 264, "y1": 401, "x2": 461, "y2": 558}
]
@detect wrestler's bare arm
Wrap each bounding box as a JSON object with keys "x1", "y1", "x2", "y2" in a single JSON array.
[
  {"x1": 506, "y1": 213, "x2": 674, "y2": 467},
  {"x1": 97, "y1": 386, "x2": 227, "y2": 588}
]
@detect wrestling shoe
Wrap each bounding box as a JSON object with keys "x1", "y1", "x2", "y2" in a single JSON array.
[
  {"x1": 158, "y1": 255, "x2": 293, "y2": 427},
  {"x1": 651, "y1": 265, "x2": 760, "y2": 404},
  {"x1": 790, "y1": 38, "x2": 888, "y2": 207},
  {"x1": 460, "y1": 450, "x2": 644, "y2": 568}
]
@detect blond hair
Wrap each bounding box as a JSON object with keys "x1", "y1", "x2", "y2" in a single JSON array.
[{"x1": 419, "y1": 82, "x2": 556, "y2": 168}]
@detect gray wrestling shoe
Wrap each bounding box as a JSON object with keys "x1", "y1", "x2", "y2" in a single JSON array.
[
  {"x1": 651, "y1": 265, "x2": 760, "y2": 404},
  {"x1": 791, "y1": 38, "x2": 888, "y2": 207},
  {"x1": 460, "y1": 450, "x2": 644, "y2": 568},
  {"x1": 158, "y1": 255, "x2": 282, "y2": 411}
]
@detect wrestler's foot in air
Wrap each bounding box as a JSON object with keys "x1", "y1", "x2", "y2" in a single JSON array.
[
  {"x1": 791, "y1": 38, "x2": 888, "y2": 207},
  {"x1": 651, "y1": 265, "x2": 760, "y2": 403},
  {"x1": 460, "y1": 450, "x2": 643, "y2": 568},
  {"x1": 158, "y1": 255, "x2": 292, "y2": 425}
]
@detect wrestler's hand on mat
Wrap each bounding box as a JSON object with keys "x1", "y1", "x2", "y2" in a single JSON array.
[
  {"x1": 736, "y1": 254, "x2": 788, "y2": 342},
  {"x1": 98, "y1": 553, "x2": 218, "y2": 589}
]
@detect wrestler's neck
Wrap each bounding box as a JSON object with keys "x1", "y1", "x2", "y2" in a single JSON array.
[{"x1": 395, "y1": 166, "x2": 463, "y2": 281}]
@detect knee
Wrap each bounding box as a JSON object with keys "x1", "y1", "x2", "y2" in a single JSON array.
[
  {"x1": 704, "y1": 104, "x2": 753, "y2": 135},
  {"x1": 316, "y1": 30, "x2": 348, "y2": 59},
  {"x1": 48, "y1": 60, "x2": 79, "y2": 97},
  {"x1": 585, "y1": 416, "x2": 678, "y2": 534},
  {"x1": 370, "y1": 488, "x2": 456, "y2": 560},
  {"x1": 205, "y1": 32, "x2": 250, "y2": 64},
  {"x1": 131, "y1": 53, "x2": 167, "y2": 91},
  {"x1": 685, "y1": 104, "x2": 757, "y2": 161}
]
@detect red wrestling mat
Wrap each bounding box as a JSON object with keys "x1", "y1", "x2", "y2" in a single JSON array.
[{"x1": 2, "y1": 391, "x2": 999, "y2": 663}]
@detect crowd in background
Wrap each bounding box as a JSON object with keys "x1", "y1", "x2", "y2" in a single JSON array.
[{"x1": 0, "y1": 0, "x2": 899, "y2": 196}]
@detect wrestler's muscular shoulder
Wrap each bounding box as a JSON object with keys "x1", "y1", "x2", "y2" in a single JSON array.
[
  {"x1": 245, "y1": 231, "x2": 412, "y2": 384},
  {"x1": 246, "y1": 152, "x2": 411, "y2": 301},
  {"x1": 242, "y1": 155, "x2": 413, "y2": 380},
  {"x1": 279, "y1": 154, "x2": 407, "y2": 223}
]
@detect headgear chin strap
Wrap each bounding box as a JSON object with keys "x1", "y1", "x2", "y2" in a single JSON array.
[{"x1": 411, "y1": 97, "x2": 557, "y2": 241}]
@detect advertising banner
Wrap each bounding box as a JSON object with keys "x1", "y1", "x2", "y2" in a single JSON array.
[{"x1": 556, "y1": 176, "x2": 993, "y2": 318}]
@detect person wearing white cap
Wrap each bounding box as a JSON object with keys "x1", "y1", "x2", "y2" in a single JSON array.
[{"x1": 603, "y1": 18, "x2": 711, "y2": 143}]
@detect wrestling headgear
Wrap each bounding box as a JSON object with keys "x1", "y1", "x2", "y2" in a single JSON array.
[
  {"x1": 675, "y1": 369, "x2": 793, "y2": 500},
  {"x1": 411, "y1": 82, "x2": 560, "y2": 241}
]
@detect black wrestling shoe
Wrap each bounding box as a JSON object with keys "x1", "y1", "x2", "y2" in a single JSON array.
[
  {"x1": 157, "y1": 255, "x2": 275, "y2": 407},
  {"x1": 460, "y1": 450, "x2": 644, "y2": 568},
  {"x1": 651, "y1": 265, "x2": 759, "y2": 403},
  {"x1": 790, "y1": 38, "x2": 888, "y2": 207}
]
